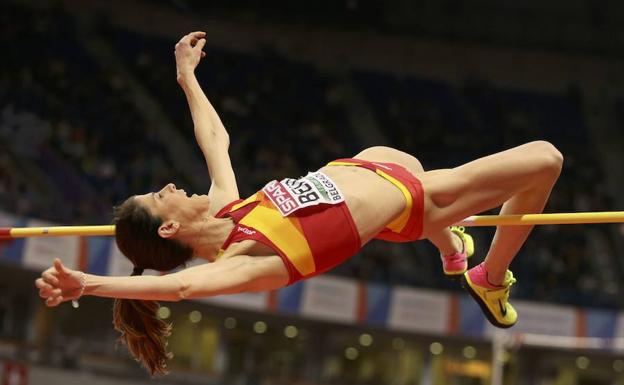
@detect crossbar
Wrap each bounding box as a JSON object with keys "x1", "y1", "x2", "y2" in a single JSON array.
[
  {"x1": 456, "y1": 211, "x2": 624, "y2": 226},
  {"x1": 1, "y1": 211, "x2": 623, "y2": 239}
]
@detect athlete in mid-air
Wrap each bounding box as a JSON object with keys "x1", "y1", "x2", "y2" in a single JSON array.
[{"x1": 36, "y1": 31, "x2": 563, "y2": 374}]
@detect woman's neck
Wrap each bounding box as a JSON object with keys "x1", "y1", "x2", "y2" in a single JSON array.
[{"x1": 182, "y1": 216, "x2": 235, "y2": 261}]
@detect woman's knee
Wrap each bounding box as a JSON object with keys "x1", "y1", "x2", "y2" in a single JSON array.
[{"x1": 529, "y1": 141, "x2": 564, "y2": 177}]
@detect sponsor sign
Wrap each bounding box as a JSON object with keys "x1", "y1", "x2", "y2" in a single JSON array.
[
  {"x1": 200, "y1": 292, "x2": 270, "y2": 311},
  {"x1": 0, "y1": 211, "x2": 19, "y2": 227},
  {"x1": 614, "y1": 312, "x2": 624, "y2": 350},
  {"x1": 107, "y1": 242, "x2": 160, "y2": 276},
  {"x1": 300, "y1": 275, "x2": 359, "y2": 323},
  {"x1": 585, "y1": 309, "x2": 618, "y2": 338},
  {"x1": 387, "y1": 287, "x2": 451, "y2": 334},
  {"x1": 22, "y1": 219, "x2": 79, "y2": 270},
  {"x1": 615, "y1": 312, "x2": 624, "y2": 339},
  {"x1": 484, "y1": 300, "x2": 576, "y2": 336},
  {"x1": 107, "y1": 242, "x2": 136, "y2": 276}
]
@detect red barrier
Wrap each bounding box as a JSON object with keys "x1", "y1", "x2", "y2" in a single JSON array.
[
  {"x1": 2, "y1": 361, "x2": 28, "y2": 385},
  {"x1": 0, "y1": 228, "x2": 11, "y2": 240}
]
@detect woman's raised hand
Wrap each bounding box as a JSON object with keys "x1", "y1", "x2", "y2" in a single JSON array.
[
  {"x1": 35, "y1": 258, "x2": 84, "y2": 307},
  {"x1": 175, "y1": 31, "x2": 207, "y2": 81}
]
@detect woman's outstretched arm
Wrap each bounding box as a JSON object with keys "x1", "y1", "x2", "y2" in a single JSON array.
[
  {"x1": 175, "y1": 31, "x2": 239, "y2": 210},
  {"x1": 35, "y1": 256, "x2": 289, "y2": 307}
]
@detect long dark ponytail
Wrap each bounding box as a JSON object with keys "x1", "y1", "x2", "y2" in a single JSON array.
[{"x1": 112, "y1": 197, "x2": 193, "y2": 375}]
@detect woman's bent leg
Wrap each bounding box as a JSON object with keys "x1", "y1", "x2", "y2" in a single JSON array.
[
  {"x1": 426, "y1": 229, "x2": 462, "y2": 256},
  {"x1": 422, "y1": 141, "x2": 564, "y2": 284}
]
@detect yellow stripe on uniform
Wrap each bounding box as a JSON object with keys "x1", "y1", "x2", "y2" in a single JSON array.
[
  {"x1": 231, "y1": 193, "x2": 260, "y2": 212},
  {"x1": 376, "y1": 170, "x2": 413, "y2": 233},
  {"x1": 327, "y1": 161, "x2": 358, "y2": 167},
  {"x1": 239, "y1": 205, "x2": 316, "y2": 276}
]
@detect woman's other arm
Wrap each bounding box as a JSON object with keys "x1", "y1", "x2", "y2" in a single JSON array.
[{"x1": 35, "y1": 256, "x2": 289, "y2": 306}]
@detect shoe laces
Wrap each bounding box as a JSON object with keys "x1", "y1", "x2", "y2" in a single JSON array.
[
  {"x1": 450, "y1": 226, "x2": 465, "y2": 234},
  {"x1": 488, "y1": 270, "x2": 516, "y2": 303}
]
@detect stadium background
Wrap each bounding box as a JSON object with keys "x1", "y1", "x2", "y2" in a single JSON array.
[{"x1": 1, "y1": 0, "x2": 624, "y2": 384}]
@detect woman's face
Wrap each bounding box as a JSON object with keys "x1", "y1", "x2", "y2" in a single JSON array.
[{"x1": 134, "y1": 183, "x2": 211, "y2": 237}]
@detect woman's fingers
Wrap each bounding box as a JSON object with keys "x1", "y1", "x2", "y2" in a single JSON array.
[
  {"x1": 42, "y1": 271, "x2": 59, "y2": 286},
  {"x1": 37, "y1": 276, "x2": 60, "y2": 296},
  {"x1": 195, "y1": 38, "x2": 206, "y2": 51},
  {"x1": 53, "y1": 258, "x2": 69, "y2": 276},
  {"x1": 46, "y1": 295, "x2": 64, "y2": 307},
  {"x1": 39, "y1": 288, "x2": 61, "y2": 299},
  {"x1": 178, "y1": 31, "x2": 206, "y2": 46},
  {"x1": 37, "y1": 260, "x2": 78, "y2": 307},
  {"x1": 35, "y1": 278, "x2": 52, "y2": 290},
  {"x1": 45, "y1": 297, "x2": 57, "y2": 307}
]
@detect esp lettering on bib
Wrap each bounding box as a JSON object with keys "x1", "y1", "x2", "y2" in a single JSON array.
[{"x1": 262, "y1": 172, "x2": 345, "y2": 217}]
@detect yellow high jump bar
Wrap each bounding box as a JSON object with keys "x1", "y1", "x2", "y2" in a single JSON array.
[
  {"x1": 0, "y1": 225, "x2": 115, "y2": 239},
  {"x1": 0, "y1": 212, "x2": 623, "y2": 239},
  {"x1": 456, "y1": 211, "x2": 624, "y2": 226}
]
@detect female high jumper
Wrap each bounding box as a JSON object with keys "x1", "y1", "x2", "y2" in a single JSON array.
[{"x1": 35, "y1": 31, "x2": 563, "y2": 375}]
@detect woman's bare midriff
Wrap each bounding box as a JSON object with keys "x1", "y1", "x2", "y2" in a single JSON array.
[{"x1": 319, "y1": 165, "x2": 407, "y2": 243}]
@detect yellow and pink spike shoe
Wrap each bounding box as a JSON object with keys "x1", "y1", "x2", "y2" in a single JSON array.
[
  {"x1": 461, "y1": 263, "x2": 518, "y2": 328},
  {"x1": 441, "y1": 226, "x2": 474, "y2": 276}
]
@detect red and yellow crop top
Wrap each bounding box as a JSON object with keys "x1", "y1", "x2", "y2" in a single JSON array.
[{"x1": 215, "y1": 176, "x2": 361, "y2": 285}]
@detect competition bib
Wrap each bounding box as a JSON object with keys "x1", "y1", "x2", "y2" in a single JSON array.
[{"x1": 262, "y1": 172, "x2": 345, "y2": 217}]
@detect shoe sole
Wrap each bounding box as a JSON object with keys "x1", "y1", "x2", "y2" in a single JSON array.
[
  {"x1": 444, "y1": 270, "x2": 466, "y2": 283},
  {"x1": 460, "y1": 274, "x2": 516, "y2": 329}
]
